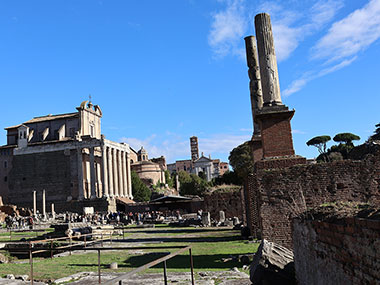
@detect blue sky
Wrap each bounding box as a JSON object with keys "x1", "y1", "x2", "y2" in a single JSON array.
[{"x1": 1, "y1": 0, "x2": 379, "y2": 163}]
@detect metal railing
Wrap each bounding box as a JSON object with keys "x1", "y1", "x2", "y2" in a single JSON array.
[{"x1": 5, "y1": 232, "x2": 195, "y2": 285}]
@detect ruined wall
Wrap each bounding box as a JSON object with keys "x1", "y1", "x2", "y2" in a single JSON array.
[
  {"x1": 8, "y1": 150, "x2": 78, "y2": 210},
  {"x1": 293, "y1": 205, "x2": 380, "y2": 284},
  {"x1": 203, "y1": 188, "x2": 244, "y2": 221},
  {"x1": 247, "y1": 152, "x2": 380, "y2": 249}
]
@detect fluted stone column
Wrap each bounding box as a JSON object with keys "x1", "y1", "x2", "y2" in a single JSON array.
[
  {"x1": 117, "y1": 149, "x2": 123, "y2": 197},
  {"x1": 33, "y1": 191, "x2": 37, "y2": 216},
  {"x1": 42, "y1": 189, "x2": 46, "y2": 220},
  {"x1": 90, "y1": 147, "x2": 96, "y2": 199},
  {"x1": 107, "y1": 147, "x2": 114, "y2": 197},
  {"x1": 77, "y1": 148, "x2": 84, "y2": 200},
  {"x1": 254, "y1": 13, "x2": 282, "y2": 106},
  {"x1": 122, "y1": 151, "x2": 127, "y2": 197},
  {"x1": 127, "y1": 153, "x2": 132, "y2": 198},
  {"x1": 102, "y1": 146, "x2": 109, "y2": 197},
  {"x1": 113, "y1": 148, "x2": 119, "y2": 197},
  {"x1": 245, "y1": 35, "x2": 263, "y2": 135},
  {"x1": 96, "y1": 161, "x2": 102, "y2": 197}
]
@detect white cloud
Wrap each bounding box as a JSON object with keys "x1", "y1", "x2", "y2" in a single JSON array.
[
  {"x1": 283, "y1": 56, "x2": 357, "y2": 96},
  {"x1": 120, "y1": 133, "x2": 250, "y2": 163},
  {"x1": 283, "y1": 78, "x2": 308, "y2": 97},
  {"x1": 292, "y1": 129, "x2": 306, "y2": 134},
  {"x1": 285, "y1": 0, "x2": 380, "y2": 96},
  {"x1": 313, "y1": 0, "x2": 380, "y2": 61},
  {"x1": 199, "y1": 134, "x2": 251, "y2": 155},
  {"x1": 208, "y1": 0, "x2": 344, "y2": 60},
  {"x1": 267, "y1": 0, "x2": 343, "y2": 61},
  {"x1": 208, "y1": 0, "x2": 247, "y2": 58}
]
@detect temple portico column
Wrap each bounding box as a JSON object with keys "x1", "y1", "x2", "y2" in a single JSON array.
[
  {"x1": 90, "y1": 147, "x2": 96, "y2": 199},
  {"x1": 122, "y1": 151, "x2": 127, "y2": 197},
  {"x1": 42, "y1": 189, "x2": 46, "y2": 220},
  {"x1": 33, "y1": 191, "x2": 37, "y2": 216},
  {"x1": 113, "y1": 148, "x2": 119, "y2": 197},
  {"x1": 108, "y1": 147, "x2": 114, "y2": 197},
  {"x1": 101, "y1": 145, "x2": 109, "y2": 197},
  {"x1": 126, "y1": 152, "x2": 132, "y2": 199},
  {"x1": 96, "y1": 161, "x2": 102, "y2": 197},
  {"x1": 77, "y1": 148, "x2": 84, "y2": 200},
  {"x1": 117, "y1": 149, "x2": 122, "y2": 197}
]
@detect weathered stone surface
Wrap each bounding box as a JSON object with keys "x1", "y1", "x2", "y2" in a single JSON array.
[
  {"x1": 250, "y1": 239, "x2": 295, "y2": 285},
  {"x1": 245, "y1": 35, "x2": 263, "y2": 135},
  {"x1": 201, "y1": 212, "x2": 211, "y2": 226},
  {"x1": 0, "y1": 253, "x2": 9, "y2": 264},
  {"x1": 293, "y1": 203, "x2": 380, "y2": 284},
  {"x1": 203, "y1": 188, "x2": 244, "y2": 222},
  {"x1": 219, "y1": 210, "x2": 225, "y2": 223},
  {"x1": 247, "y1": 150, "x2": 380, "y2": 249},
  {"x1": 109, "y1": 262, "x2": 118, "y2": 270},
  {"x1": 254, "y1": 13, "x2": 282, "y2": 106}
]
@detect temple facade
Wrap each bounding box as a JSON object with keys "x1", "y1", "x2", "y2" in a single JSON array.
[{"x1": 0, "y1": 101, "x2": 132, "y2": 212}]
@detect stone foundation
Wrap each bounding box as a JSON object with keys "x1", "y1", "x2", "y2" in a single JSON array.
[
  {"x1": 293, "y1": 204, "x2": 380, "y2": 284},
  {"x1": 247, "y1": 152, "x2": 380, "y2": 249}
]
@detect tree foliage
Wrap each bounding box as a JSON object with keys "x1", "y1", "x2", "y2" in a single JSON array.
[
  {"x1": 213, "y1": 170, "x2": 243, "y2": 186},
  {"x1": 228, "y1": 141, "x2": 254, "y2": 178},
  {"x1": 131, "y1": 170, "x2": 151, "y2": 202},
  {"x1": 179, "y1": 172, "x2": 209, "y2": 196},
  {"x1": 164, "y1": 170, "x2": 173, "y2": 188},
  {"x1": 306, "y1": 135, "x2": 331, "y2": 162},
  {"x1": 333, "y1": 133, "x2": 360, "y2": 146},
  {"x1": 369, "y1": 123, "x2": 380, "y2": 141}
]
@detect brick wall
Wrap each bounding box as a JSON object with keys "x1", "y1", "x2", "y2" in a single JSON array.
[
  {"x1": 203, "y1": 188, "x2": 244, "y2": 221},
  {"x1": 293, "y1": 206, "x2": 380, "y2": 284},
  {"x1": 247, "y1": 152, "x2": 380, "y2": 249},
  {"x1": 8, "y1": 150, "x2": 78, "y2": 210}
]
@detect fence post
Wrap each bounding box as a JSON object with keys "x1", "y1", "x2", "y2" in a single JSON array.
[
  {"x1": 122, "y1": 227, "x2": 125, "y2": 240},
  {"x1": 101, "y1": 233, "x2": 104, "y2": 247},
  {"x1": 189, "y1": 248, "x2": 194, "y2": 285},
  {"x1": 50, "y1": 240, "x2": 53, "y2": 259},
  {"x1": 69, "y1": 236, "x2": 72, "y2": 256},
  {"x1": 29, "y1": 241, "x2": 34, "y2": 285},
  {"x1": 163, "y1": 260, "x2": 168, "y2": 285},
  {"x1": 110, "y1": 232, "x2": 112, "y2": 245},
  {"x1": 84, "y1": 235, "x2": 87, "y2": 252},
  {"x1": 98, "y1": 249, "x2": 101, "y2": 284}
]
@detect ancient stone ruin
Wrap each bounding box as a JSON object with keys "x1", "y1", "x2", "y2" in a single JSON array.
[{"x1": 245, "y1": 12, "x2": 380, "y2": 284}]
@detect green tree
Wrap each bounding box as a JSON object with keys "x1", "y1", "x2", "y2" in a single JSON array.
[
  {"x1": 198, "y1": 171, "x2": 207, "y2": 180},
  {"x1": 180, "y1": 174, "x2": 209, "y2": 196},
  {"x1": 164, "y1": 170, "x2": 173, "y2": 188},
  {"x1": 228, "y1": 141, "x2": 254, "y2": 178},
  {"x1": 178, "y1": 170, "x2": 191, "y2": 185},
  {"x1": 333, "y1": 133, "x2": 360, "y2": 147},
  {"x1": 306, "y1": 135, "x2": 331, "y2": 161},
  {"x1": 131, "y1": 170, "x2": 151, "y2": 202},
  {"x1": 213, "y1": 170, "x2": 242, "y2": 186},
  {"x1": 369, "y1": 123, "x2": 380, "y2": 141}
]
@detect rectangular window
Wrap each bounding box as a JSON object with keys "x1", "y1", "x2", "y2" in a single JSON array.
[
  {"x1": 4, "y1": 161, "x2": 7, "y2": 168},
  {"x1": 4, "y1": 176, "x2": 7, "y2": 182}
]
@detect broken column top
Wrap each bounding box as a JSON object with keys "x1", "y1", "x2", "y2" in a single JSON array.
[{"x1": 254, "y1": 13, "x2": 283, "y2": 107}]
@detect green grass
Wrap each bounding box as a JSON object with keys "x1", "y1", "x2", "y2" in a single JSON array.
[{"x1": 0, "y1": 226, "x2": 258, "y2": 281}]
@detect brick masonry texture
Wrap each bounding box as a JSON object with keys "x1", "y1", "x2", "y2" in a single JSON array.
[
  {"x1": 247, "y1": 152, "x2": 380, "y2": 249},
  {"x1": 257, "y1": 110, "x2": 295, "y2": 158},
  {"x1": 203, "y1": 188, "x2": 244, "y2": 221},
  {"x1": 293, "y1": 207, "x2": 380, "y2": 284},
  {"x1": 8, "y1": 150, "x2": 79, "y2": 210}
]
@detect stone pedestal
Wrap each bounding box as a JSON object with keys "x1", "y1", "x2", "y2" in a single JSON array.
[
  {"x1": 249, "y1": 135, "x2": 263, "y2": 163},
  {"x1": 255, "y1": 106, "x2": 295, "y2": 159}
]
